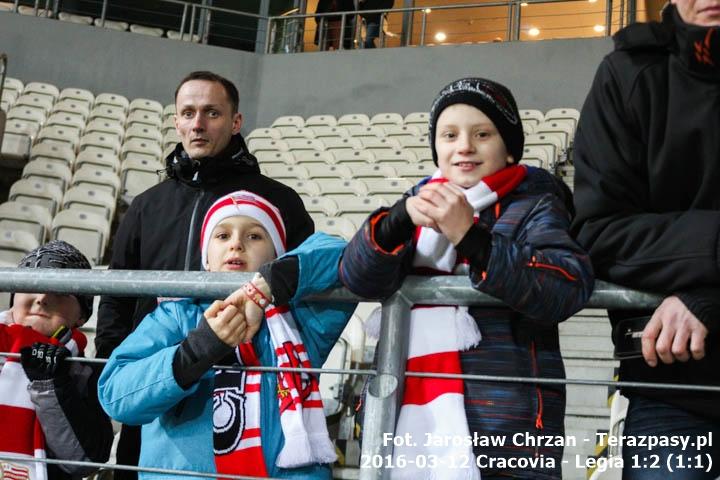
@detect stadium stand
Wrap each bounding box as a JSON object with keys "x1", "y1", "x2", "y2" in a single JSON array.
[{"x1": 0, "y1": 28, "x2": 611, "y2": 475}]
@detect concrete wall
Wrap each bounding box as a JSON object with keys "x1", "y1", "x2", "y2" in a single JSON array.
[
  {"x1": 256, "y1": 38, "x2": 612, "y2": 126},
  {"x1": 0, "y1": 13, "x2": 263, "y2": 126},
  {"x1": 0, "y1": 12, "x2": 612, "y2": 130}
]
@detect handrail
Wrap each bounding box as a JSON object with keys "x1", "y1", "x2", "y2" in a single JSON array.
[{"x1": 0, "y1": 267, "x2": 713, "y2": 478}]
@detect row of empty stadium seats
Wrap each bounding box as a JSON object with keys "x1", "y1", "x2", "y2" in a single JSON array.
[{"x1": 0, "y1": 4, "x2": 199, "y2": 41}]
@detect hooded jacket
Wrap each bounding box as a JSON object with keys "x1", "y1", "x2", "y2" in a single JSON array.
[
  {"x1": 340, "y1": 167, "x2": 594, "y2": 479},
  {"x1": 95, "y1": 135, "x2": 314, "y2": 359},
  {"x1": 99, "y1": 233, "x2": 355, "y2": 479},
  {"x1": 571, "y1": 6, "x2": 720, "y2": 418}
]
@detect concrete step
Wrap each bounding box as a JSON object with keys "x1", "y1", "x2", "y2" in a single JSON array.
[{"x1": 560, "y1": 334, "x2": 614, "y2": 353}]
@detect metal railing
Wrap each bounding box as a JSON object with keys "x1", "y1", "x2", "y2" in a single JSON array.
[
  {"x1": 2, "y1": 0, "x2": 636, "y2": 53},
  {"x1": 2, "y1": 268, "x2": 714, "y2": 479}
]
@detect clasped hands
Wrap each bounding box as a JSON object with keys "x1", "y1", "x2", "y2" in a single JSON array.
[
  {"x1": 204, "y1": 276, "x2": 271, "y2": 347},
  {"x1": 406, "y1": 182, "x2": 475, "y2": 245}
]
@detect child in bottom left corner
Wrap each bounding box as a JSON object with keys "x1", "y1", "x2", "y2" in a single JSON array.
[
  {"x1": 0, "y1": 240, "x2": 114, "y2": 480},
  {"x1": 98, "y1": 190, "x2": 356, "y2": 479}
]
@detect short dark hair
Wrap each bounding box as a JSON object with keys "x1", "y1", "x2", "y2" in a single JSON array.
[{"x1": 174, "y1": 71, "x2": 240, "y2": 114}]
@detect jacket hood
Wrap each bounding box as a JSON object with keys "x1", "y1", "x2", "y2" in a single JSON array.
[
  {"x1": 613, "y1": 5, "x2": 720, "y2": 78},
  {"x1": 165, "y1": 133, "x2": 260, "y2": 186}
]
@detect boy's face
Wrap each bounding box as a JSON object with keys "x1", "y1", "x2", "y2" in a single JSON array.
[
  {"x1": 435, "y1": 103, "x2": 514, "y2": 188},
  {"x1": 206, "y1": 215, "x2": 277, "y2": 272},
  {"x1": 11, "y1": 293, "x2": 83, "y2": 337}
]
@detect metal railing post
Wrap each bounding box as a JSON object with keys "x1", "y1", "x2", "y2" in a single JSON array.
[
  {"x1": 188, "y1": 4, "x2": 197, "y2": 42},
  {"x1": 33, "y1": 0, "x2": 38, "y2": 16},
  {"x1": 12, "y1": 0, "x2": 18, "y2": 13},
  {"x1": 420, "y1": 9, "x2": 427, "y2": 46},
  {"x1": 99, "y1": 0, "x2": 108, "y2": 27},
  {"x1": 513, "y1": 1, "x2": 521, "y2": 40},
  {"x1": 43, "y1": 0, "x2": 50, "y2": 17},
  {"x1": 265, "y1": 17, "x2": 274, "y2": 54},
  {"x1": 359, "y1": 292, "x2": 412, "y2": 480},
  {"x1": 179, "y1": 3, "x2": 188, "y2": 40},
  {"x1": 506, "y1": 2, "x2": 514, "y2": 40},
  {"x1": 339, "y1": 12, "x2": 347, "y2": 50},
  {"x1": 319, "y1": 16, "x2": 327, "y2": 51},
  {"x1": 606, "y1": 0, "x2": 613, "y2": 35}
]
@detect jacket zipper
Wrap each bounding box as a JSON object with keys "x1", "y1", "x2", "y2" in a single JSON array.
[
  {"x1": 183, "y1": 191, "x2": 205, "y2": 271},
  {"x1": 527, "y1": 255, "x2": 577, "y2": 282},
  {"x1": 530, "y1": 340, "x2": 544, "y2": 457}
]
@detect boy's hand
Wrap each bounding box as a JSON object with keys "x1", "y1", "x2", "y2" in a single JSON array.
[
  {"x1": 204, "y1": 301, "x2": 247, "y2": 347},
  {"x1": 223, "y1": 278, "x2": 269, "y2": 343},
  {"x1": 20, "y1": 343, "x2": 71, "y2": 381},
  {"x1": 642, "y1": 296, "x2": 708, "y2": 367},
  {"x1": 417, "y1": 182, "x2": 475, "y2": 245},
  {"x1": 406, "y1": 196, "x2": 439, "y2": 230}
]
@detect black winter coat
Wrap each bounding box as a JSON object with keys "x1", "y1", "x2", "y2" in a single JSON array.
[
  {"x1": 95, "y1": 135, "x2": 314, "y2": 359},
  {"x1": 571, "y1": 6, "x2": 720, "y2": 419}
]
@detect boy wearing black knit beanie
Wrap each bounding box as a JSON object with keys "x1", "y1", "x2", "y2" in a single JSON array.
[
  {"x1": 0, "y1": 240, "x2": 113, "y2": 480},
  {"x1": 340, "y1": 77, "x2": 594, "y2": 479}
]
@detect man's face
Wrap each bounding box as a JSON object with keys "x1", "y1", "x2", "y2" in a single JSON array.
[
  {"x1": 175, "y1": 80, "x2": 242, "y2": 159},
  {"x1": 11, "y1": 293, "x2": 83, "y2": 337},
  {"x1": 672, "y1": 0, "x2": 720, "y2": 26}
]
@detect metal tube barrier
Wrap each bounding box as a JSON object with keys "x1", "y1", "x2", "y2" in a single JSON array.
[
  {"x1": 606, "y1": 0, "x2": 613, "y2": 34},
  {"x1": 0, "y1": 455, "x2": 281, "y2": 479},
  {"x1": 179, "y1": 3, "x2": 188, "y2": 41},
  {"x1": 420, "y1": 10, "x2": 427, "y2": 46},
  {"x1": 99, "y1": 0, "x2": 107, "y2": 27},
  {"x1": 188, "y1": 4, "x2": 197, "y2": 45},
  {"x1": 339, "y1": 13, "x2": 347, "y2": 50},
  {"x1": 0, "y1": 53, "x2": 7, "y2": 97},
  {"x1": 3, "y1": 267, "x2": 708, "y2": 480}
]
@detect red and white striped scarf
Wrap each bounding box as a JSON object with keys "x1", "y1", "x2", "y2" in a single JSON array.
[
  {"x1": 0, "y1": 313, "x2": 86, "y2": 480},
  {"x1": 213, "y1": 304, "x2": 336, "y2": 477},
  {"x1": 391, "y1": 165, "x2": 526, "y2": 479}
]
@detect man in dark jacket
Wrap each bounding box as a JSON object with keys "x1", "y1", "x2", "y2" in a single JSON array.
[
  {"x1": 94, "y1": 71, "x2": 314, "y2": 479},
  {"x1": 572, "y1": 1, "x2": 720, "y2": 476}
]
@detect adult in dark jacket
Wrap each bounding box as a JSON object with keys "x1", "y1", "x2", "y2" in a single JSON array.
[
  {"x1": 340, "y1": 78, "x2": 594, "y2": 479},
  {"x1": 94, "y1": 71, "x2": 313, "y2": 479},
  {"x1": 572, "y1": 1, "x2": 720, "y2": 476},
  {"x1": 359, "y1": 0, "x2": 393, "y2": 48}
]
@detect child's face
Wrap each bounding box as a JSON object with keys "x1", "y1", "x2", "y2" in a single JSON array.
[
  {"x1": 435, "y1": 103, "x2": 514, "y2": 188},
  {"x1": 11, "y1": 293, "x2": 83, "y2": 337},
  {"x1": 206, "y1": 215, "x2": 277, "y2": 272}
]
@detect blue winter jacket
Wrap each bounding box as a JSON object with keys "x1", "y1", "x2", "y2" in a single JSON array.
[
  {"x1": 340, "y1": 167, "x2": 595, "y2": 479},
  {"x1": 99, "y1": 233, "x2": 355, "y2": 479}
]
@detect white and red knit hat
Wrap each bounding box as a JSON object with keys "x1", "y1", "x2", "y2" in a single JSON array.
[{"x1": 200, "y1": 190, "x2": 287, "y2": 270}]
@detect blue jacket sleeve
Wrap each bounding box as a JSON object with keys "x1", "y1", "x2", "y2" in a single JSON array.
[
  {"x1": 476, "y1": 192, "x2": 594, "y2": 323},
  {"x1": 285, "y1": 232, "x2": 356, "y2": 364},
  {"x1": 98, "y1": 301, "x2": 204, "y2": 425}
]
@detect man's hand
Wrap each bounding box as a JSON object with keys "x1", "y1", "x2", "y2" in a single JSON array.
[
  {"x1": 642, "y1": 296, "x2": 708, "y2": 367},
  {"x1": 20, "y1": 343, "x2": 71, "y2": 381},
  {"x1": 415, "y1": 182, "x2": 475, "y2": 245},
  {"x1": 204, "y1": 301, "x2": 247, "y2": 347}
]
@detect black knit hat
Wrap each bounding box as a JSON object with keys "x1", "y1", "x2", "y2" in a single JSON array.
[
  {"x1": 14, "y1": 240, "x2": 94, "y2": 321},
  {"x1": 428, "y1": 77, "x2": 524, "y2": 165}
]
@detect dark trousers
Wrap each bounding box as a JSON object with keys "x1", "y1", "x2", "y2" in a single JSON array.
[
  {"x1": 114, "y1": 424, "x2": 141, "y2": 480},
  {"x1": 622, "y1": 394, "x2": 720, "y2": 479}
]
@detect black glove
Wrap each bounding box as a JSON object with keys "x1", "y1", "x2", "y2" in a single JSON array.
[{"x1": 20, "y1": 343, "x2": 71, "y2": 381}]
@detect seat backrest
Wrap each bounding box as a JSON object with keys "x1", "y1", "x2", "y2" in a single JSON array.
[
  {"x1": 95, "y1": 93, "x2": 129, "y2": 110},
  {"x1": 76, "y1": 150, "x2": 121, "y2": 173},
  {"x1": 126, "y1": 110, "x2": 162, "y2": 128},
  {"x1": 9, "y1": 179, "x2": 64, "y2": 216},
  {"x1": 0, "y1": 228, "x2": 39, "y2": 265},
  {"x1": 125, "y1": 124, "x2": 162, "y2": 143},
  {"x1": 53, "y1": 99, "x2": 91, "y2": 120},
  {"x1": 261, "y1": 164, "x2": 310, "y2": 180},
  {"x1": 22, "y1": 159, "x2": 73, "y2": 191},
  {"x1": 51, "y1": 209, "x2": 109, "y2": 265},
  {"x1": 129, "y1": 98, "x2": 163, "y2": 115},
  {"x1": 30, "y1": 143, "x2": 76, "y2": 169},
  {"x1": 24, "y1": 82, "x2": 60, "y2": 100},
  {"x1": 369, "y1": 112, "x2": 403, "y2": 126},
  {"x1": 403, "y1": 112, "x2": 429, "y2": 125},
  {"x1": 305, "y1": 115, "x2": 337, "y2": 127},
  {"x1": 0, "y1": 201, "x2": 52, "y2": 242},
  {"x1": 270, "y1": 115, "x2": 304, "y2": 128},
  {"x1": 80, "y1": 132, "x2": 121, "y2": 154},
  {"x1": 337, "y1": 113, "x2": 370, "y2": 127},
  {"x1": 300, "y1": 196, "x2": 339, "y2": 216},
  {"x1": 58, "y1": 88, "x2": 94, "y2": 105},
  {"x1": 62, "y1": 185, "x2": 116, "y2": 220}
]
